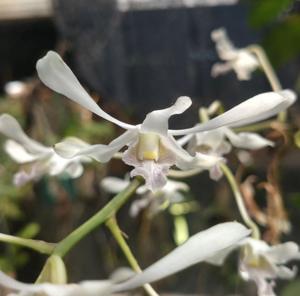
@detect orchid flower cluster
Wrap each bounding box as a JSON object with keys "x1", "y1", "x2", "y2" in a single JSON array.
[{"x1": 0, "y1": 27, "x2": 299, "y2": 296}]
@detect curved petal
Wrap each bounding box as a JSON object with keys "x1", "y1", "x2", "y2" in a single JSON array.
[
  {"x1": 36, "y1": 51, "x2": 135, "y2": 130},
  {"x1": 0, "y1": 114, "x2": 49, "y2": 154},
  {"x1": 141, "y1": 96, "x2": 192, "y2": 136},
  {"x1": 205, "y1": 244, "x2": 238, "y2": 266},
  {"x1": 129, "y1": 160, "x2": 169, "y2": 192},
  {"x1": 113, "y1": 222, "x2": 251, "y2": 292},
  {"x1": 169, "y1": 90, "x2": 297, "y2": 136},
  {"x1": 55, "y1": 130, "x2": 138, "y2": 163},
  {"x1": 4, "y1": 140, "x2": 40, "y2": 163},
  {"x1": 64, "y1": 162, "x2": 84, "y2": 178},
  {"x1": 266, "y1": 242, "x2": 300, "y2": 264},
  {"x1": 0, "y1": 270, "x2": 113, "y2": 296},
  {"x1": 160, "y1": 136, "x2": 196, "y2": 170},
  {"x1": 224, "y1": 128, "x2": 274, "y2": 150}
]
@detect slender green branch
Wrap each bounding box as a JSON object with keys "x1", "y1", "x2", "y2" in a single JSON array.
[
  {"x1": 53, "y1": 178, "x2": 142, "y2": 257},
  {"x1": 247, "y1": 45, "x2": 286, "y2": 122},
  {"x1": 0, "y1": 233, "x2": 55, "y2": 254},
  {"x1": 220, "y1": 163, "x2": 260, "y2": 240},
  {"x1": 106, "y1": 216, "x2": 159, "y2": 296}
]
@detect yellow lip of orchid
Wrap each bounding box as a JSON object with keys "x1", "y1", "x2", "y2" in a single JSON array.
[{"x1": 137, "y1": 133, "x2": 160, "y2": 161}]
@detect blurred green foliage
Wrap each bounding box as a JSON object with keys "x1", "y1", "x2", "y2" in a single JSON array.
[{"x1": 249, "y1": 0, "x2": 300, "y2": 66}]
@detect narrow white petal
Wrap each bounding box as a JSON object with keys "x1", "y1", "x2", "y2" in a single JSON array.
[
  {"x1": 4, "y1": 140, "x2": 39, "y2": 163},
  {"x1": 0, "y1": 114, "x2": 49, "y2": 154},
  {"x1": 266, "y1": 242, "x2": 300, "y2": 264},
  {"x1": 224, "y1": 128, "x2": 274, "y2": 150},
  {"x1": 55, "y1": 130, "x2": 138, "y2": 163},
  {"x1": 160, "y1": 136, "x2": 196, "y2": 170},
  {"x1": 36, "y1": 51, "x2": 135, "y2": 130},
  {"x1": 169, "y1": 90, "x2": 297, "y2": 136},
  {"x1": 141, "y1": 96, "x2": 192, "y2": 135},
  {"x1": 113, "y1": 222, "x2": 251, "y2": 291}
]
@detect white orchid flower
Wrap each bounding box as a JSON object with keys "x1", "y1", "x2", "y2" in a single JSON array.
[
  {"x1": 101, "y1": 176, "x2": 189, "y2": 217},
  {"x1": 211, "y1": 27, "x2": 259, "y2": 80},
  {"x1": 36, "y1": 51, "x2": 295, "y2": 191},
  {"x1": 206, "y1": 237, "x2": 300, "y2": 296},
  {"x1": 0, "y1": 114, "x2": 90, "y2": 186},
  {"x1": 0, "y1": 222, "x2": 250, "y2": 295},
  {"x1": 178, "y1": 125, "x2": 274, "y2": 180}
]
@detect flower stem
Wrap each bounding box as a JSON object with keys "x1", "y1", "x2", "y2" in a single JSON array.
[
  {"x1": 220, "y1": 163, "x2": 260, "y2": 240},
  {"x1": 247, "y1": 45, "x2": 285, "y2": 122},
  {"x1": 0, "y1": 233, "x2": 55, "y2": 254},
  {"x1": 53, "y1": 177, "x2": 142, "y2": 257},
  {"x1": 106, "y1": 216, "x2": 160, "y2": 296}
]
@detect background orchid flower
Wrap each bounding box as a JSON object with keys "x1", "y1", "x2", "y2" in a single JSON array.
[
  {"x1": 206, "y1": 237, "x2": 300, "y2": 296},
  {"x1": 0, "y1": 222, "x2": 250, "y2": 295},
  {"x1": 211, "y1": 27, "x2": 259, "y2": 80},
  {"x1": 178, "y1": 126, "x2": 274, "y2": 180},
  {"x1": 36, "y1": 51, "x2": 295, "y2": 191},
  {"x1": 101, "y1": 176, "x2": 189, "y2": 217},
  {"x1": 0, "y1": 114, "x2": 90, "y2": 186}
]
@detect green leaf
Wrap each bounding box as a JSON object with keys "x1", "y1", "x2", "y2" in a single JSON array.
[
  {"x1": 294, "y1": 130, "x2": 300, "y2": 149},
  {"x1": 263, "y1": 15, "x2": 300, "y2": 66},
  {"x1": 250, "y1": 0, "x2": 294, "y2": 28}
]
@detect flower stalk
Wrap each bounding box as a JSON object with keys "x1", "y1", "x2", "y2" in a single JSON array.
[
  {"x1": 0, "y1": 233, "x2": 55, "y2": 254},
  {"x1": 220, "y1": 163, "x2": 260, "y2": 240},
  {"x1": 53, "y1": 177, "x2": 143, "y2": 257},
  {"x1": 247, "y1": 45, "x2": 286, "y2": 122},
  {"x1": 106, "y1": 216, "x2": 160, "y2": 296}
]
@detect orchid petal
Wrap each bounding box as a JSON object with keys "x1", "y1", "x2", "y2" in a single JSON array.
[
  {"x1": 266, "y1": 242, "x2": 300, "y2": 264},
  {"x1": 0, "y1": 114, "x2": 49, "y2": 154},
  {"x1": 64, "y1": 162, "x2": 84, "y2": 178},
  {"x1": 36, "y1": 51, "x2": 135, "y2": 130},
  {"x1": 4, "y1": 140, "x2": 39, "y2": 163},
  {"x1": 159, "y1": 136, "x2": 196, "y2": 169},
  {"x1": 55, "y1": 130, "x2": 137, "y2": 162},
  {"x1": 0, "y1": 270, "x2": 113, "y2": 296},
  {"x1": 275, "y1": 266, "x2": 297, "y2": 280},
  {"x1": 205, "y1": 244, "x2": 238, "y2": 265},
  {"x1": 129, "y1": 160, "x2": 169, "y2": 192},
  {"x1": 169, "y1": 90, "x2": 296, "y2": 136},
  {"x1": 141, "y1": 96, "x2": 192, "y2": 135},
  {"x1": 113, "y1": 222, "x2": 250, "y2": 291},
  {"x1": 224, "y1": 128, "x2": 274, "y2": 150}
]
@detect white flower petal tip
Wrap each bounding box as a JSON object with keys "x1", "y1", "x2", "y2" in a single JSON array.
[
  {"x1": 141, "y1": 96, "x2": 192, "y2": 135},
  {"x1": 278, "y1": 89, "x2": 297, "y2": 106},
  {"x1": 173, "y1": 96, "x2": 192, "y2": 113},
  {"x1": 36, "y1": 51, "x2": 134, "y2": 130},
  {"x1": 113, "y1": 222, "x2": 251, "y2": 292}
]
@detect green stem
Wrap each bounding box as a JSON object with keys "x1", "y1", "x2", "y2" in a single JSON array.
[
  {"x1": 106, "y1": 217, "x2": 160, "y2": 296},
  {"x1": 220, "y1": 163, "x2": 260, "y2": 240},
  {"x1": 247, "y1": 45, "x2": 286, "y2": 122},
  {"x1": 0, "y1": 233, "x2": 55, "y2": 254},
  {"x1": 53, "y1": 178, "x2": 142, "y2": 257}
]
